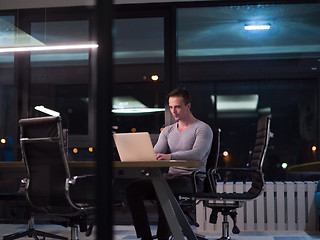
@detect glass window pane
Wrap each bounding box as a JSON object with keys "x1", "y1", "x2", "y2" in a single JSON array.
[
  {"x1": 178, "y1": 4, "x2": 320, "y2": 65},
  {"x1": 29, "y1": 20, "x2": 92, "y2": 161},
  {"x1": 0, "y1": 14, "x2": 15, "y2": 162},
  {"x1": 113, "y1": 17, "x2": 165, "y2": 134},
  {"x1": 177, "y1": 3, "x2": 320, "y2": 180},
  {"x1": 31, "y1": 20, "x2": 89, "y2": 43},
  {"x1": 0, "y1": 15, "x2": 16, "y2": 48},
  {"x1": 0, "y1": 53, "x2": 14, "y2": 162}
]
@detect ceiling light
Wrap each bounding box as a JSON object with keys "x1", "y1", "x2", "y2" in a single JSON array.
[
  {"x1": 244, "y1": 24, "x2": 271, "y2": 31},
  {"x1": 34, "y1": 105, "x2": 60, "y2": 116},
  {"x1": 112, "y1": 108, "x2": 165, "y2": 114},
  {"x1": 0, "y1": 18, "x2": 98, "y2": 53},
  {"x1": 216, "y1": 94, "x2": 259, "y2": 112},
  {"x1": 112, "y1": 96, "x2": 165, "y2": 114},
  {"x1": 0, "y1": 43, "x2": 98, "y2": 53}
]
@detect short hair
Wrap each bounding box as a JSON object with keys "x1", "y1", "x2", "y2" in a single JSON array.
[{"x1": 166, "y1": 88, "x2": 191, "y2": 105}]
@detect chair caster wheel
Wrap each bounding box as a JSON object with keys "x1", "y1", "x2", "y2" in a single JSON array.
[{"x1": 232, "y1": 226, "x2": 240, "y2": 234}]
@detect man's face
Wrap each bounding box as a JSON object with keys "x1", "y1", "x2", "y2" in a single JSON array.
[{"x1": 168, "y1": 96, "x2": 190, "y2": 121}]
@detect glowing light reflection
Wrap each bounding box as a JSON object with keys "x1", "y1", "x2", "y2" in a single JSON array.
[{"x1": 0, "y1": 44, "x2": 98, "y2": 53}]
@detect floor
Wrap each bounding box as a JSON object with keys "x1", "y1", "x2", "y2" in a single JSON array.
[{"x1": 1, "y1": 224, "x2": 320, "y2": 240}]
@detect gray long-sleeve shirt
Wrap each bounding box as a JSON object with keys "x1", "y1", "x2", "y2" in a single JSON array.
[{"x1": 154, "y1": 119, "x2": 213, "y2": 179}]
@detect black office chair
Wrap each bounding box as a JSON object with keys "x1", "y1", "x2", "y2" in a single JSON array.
[
  {"x1": 195, "y1": 115, "x2": 271, "y2": 240},
  {"x1": 177, "y1": 128, "x2": 221, "y2": 240},
  {"x1": 3, "y1": 116, "x2": 95, "y2": 240}
]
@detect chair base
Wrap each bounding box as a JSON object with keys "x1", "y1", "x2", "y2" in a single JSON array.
[
  {"x1": 3, "y1": 229, "x2": 68, "y2": 240},
  {"x1": 2, "y1": 216, "x2": 68, "y2": 240},
  {"x1": 195, "y1": 233, "x2": 208, "y2": 240},
  {"x1": 220, "y1": 219, "x2": 230, "y2": 240},
  {"x1": 206, "y1": 206, "x2": 240, "y2": 240},
  {"x1": 169, "y1": 233, "x2": 207, "y2": 240}
]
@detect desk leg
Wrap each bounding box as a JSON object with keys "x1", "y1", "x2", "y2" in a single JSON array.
[{"x1": 148, "y1": 168, "x2": 198, "y2": 240}]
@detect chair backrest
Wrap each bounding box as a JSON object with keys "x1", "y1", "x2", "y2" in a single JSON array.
[
  {"x1": 63, "y1": 128, "x2": 69, "y2": 158},
  {"x1": 247, "y1": 114, "x2": 271, "y2": 197},
  {"x1": 19, "y1": 116, "x2": 70, "y2": 209},
  {"x1": 206, "y1": 128, "x2": 221, "y2": 171},
  {"x1": 204, "y1": 128, "x2": 221, "y2": 192}
]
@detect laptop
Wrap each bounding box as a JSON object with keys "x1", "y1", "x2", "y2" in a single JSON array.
[{"x1": 113, "y1": 132, "x2": 157, "y2": 162}]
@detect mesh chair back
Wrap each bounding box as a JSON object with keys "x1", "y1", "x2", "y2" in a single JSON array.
[
  {"x1": 206, "y1": 128, "x2": 221, "y2": 171},
  {"x1": 19, "y1": 116, "x2": 70, "y2": 209},
  {"x1": 247, "y1": 115, "x2": 271, "y2": 196},
  {"x1": 204, "y1": 128, "x2": 221, "y2": 192}
]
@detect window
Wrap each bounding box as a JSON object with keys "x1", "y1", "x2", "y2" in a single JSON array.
[
  {"x1": 177, "y1": 3, "x2": 320, "y2": 180},
  {"x1": 0, "y1": 15, "x2": 15, "y2": 162},
  {"x1": 113, "y1": 17, "x2": 166, "y2": 134},
  {"x1": 28, "y1": 18, "x2": 94, "y2": 161}
]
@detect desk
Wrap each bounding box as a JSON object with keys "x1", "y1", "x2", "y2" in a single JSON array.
[
  {"x1": 114, "y1": 160, "x2": 202, "y2": 240},
  {"x1": 71, "y1": 160, "x2": 201, "y2": 239},
  {"x1": 0, "y1": 160, "x2": 201, "y2": 240},
  {"x1": 0, "y1": 160, "x2": 200, "y2": 169}
]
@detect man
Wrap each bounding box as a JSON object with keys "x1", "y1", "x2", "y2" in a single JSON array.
[{"x1": 125, "y1": 88, "x2": 213, "y2": 240}]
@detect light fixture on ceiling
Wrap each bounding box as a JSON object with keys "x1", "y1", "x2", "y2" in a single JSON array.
[
  {"x1": 0, "y1": 17, "x2": 98, "y2": 53},
  {"x1": 0, "y1": 43, "x2": 99, "y2": 53},
  {"x1": 112, "y1": 108, "x2": 165, "y2": 114},
  {"x1": 244, "y1": 23, "x2": 271, "y2": 31},
  {"x1": 215, "y1": 94, "x2": 259, "y2": 112},
  {"x1": 34, "y1": 105, "x2": 60, "y2": 116},
  {"x1": 112, "y1": 96, "x2": 165, "y2": 114}
]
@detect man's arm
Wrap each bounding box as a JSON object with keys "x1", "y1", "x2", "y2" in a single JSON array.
[
  {"x1": 171, "y1": 125, "x2": 213, "y2": 161},
  {"x1": 155, "y1": 153, "x2": 171, "y2": 160},
  {"x1": 154, "y1": 128, "x2": 170, "y2": 159}
]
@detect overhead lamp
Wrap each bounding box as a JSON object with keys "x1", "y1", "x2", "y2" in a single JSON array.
[
  {"x1": 112, "y1": 108, "x2": 165, "y2": 114},
  {"x1": 34, "y1": 105, "x2": 60, "y2": 116},
  {"x1": 0, "y1": 17, "x2": 98, "y2": 53},
  {"x1": 112, "y1": 96, "x2": 165, "y2": 114},
  {"x1": 0, "y1": 43, "x2": 98, "y2": 53},
  {"x1": 215, "y1": 94, "x2": 259, "y2": 112},
  {"x1": 244, "y1": 23, "x2": 271, "y2": 31}
]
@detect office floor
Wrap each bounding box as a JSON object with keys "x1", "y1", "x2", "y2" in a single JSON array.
[{"x1": 1, "y1": 224, "x2": 320, "y2": 240}]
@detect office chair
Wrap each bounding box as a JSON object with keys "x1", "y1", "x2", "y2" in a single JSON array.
[
  {"x1": 177, "y1": 128, "x2": 221, "y2": 240},
  {"x1": 3, "y1": 116, "x2": 95, "y2": 240},
  {"x1": 194, "y1": 115, "x2": 271, "y2": 240}
]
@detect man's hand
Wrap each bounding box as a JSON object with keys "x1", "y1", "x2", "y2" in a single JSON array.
[{"x1": 155, "y1": 153, "x2": 171, "y2": 160}]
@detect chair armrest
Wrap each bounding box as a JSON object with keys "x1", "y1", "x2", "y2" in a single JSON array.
[
  {"x1": 68, "y1": 174, "x2": 96, "y2": 185},
  {"x1": 190, "y1": 170, "x2": 207, "y2": 193},
  {"x1": 208, "y1": 167, "x2": 263, "y2": 184},
  {"x1": 206, "y1": 168, "x2": 221, "y2": 193},
  {"x1": 68, "y1": 174, "x2": 96, "y2": 205}
]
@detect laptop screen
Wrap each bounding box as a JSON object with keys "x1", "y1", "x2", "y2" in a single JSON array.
[{"x1": 113, "y1": 132, "x2": 157, "y2": 162}]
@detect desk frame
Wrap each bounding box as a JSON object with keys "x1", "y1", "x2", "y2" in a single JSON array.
[
  {"x1": 114, "y1": 160, "x2": 201, "y2": 240},
  {"x1": 148, "y1": 167, "x2": 197, "y2": 240}
]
